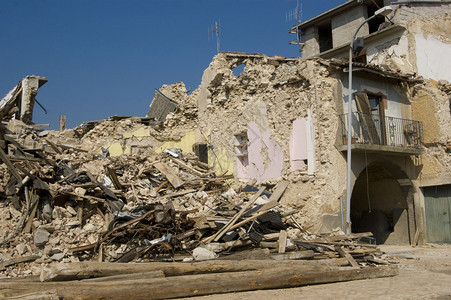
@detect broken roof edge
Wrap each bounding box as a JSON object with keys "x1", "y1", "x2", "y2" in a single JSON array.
[
  {"x1": 320, "y1": 58, "x2": 423, "y2": 82},
  {"x1": 219, "y1": 51, "x2": 300, "y2": 61},
  {"x1": 24, "y1": 75, "x2": 48, "y2": 88}
]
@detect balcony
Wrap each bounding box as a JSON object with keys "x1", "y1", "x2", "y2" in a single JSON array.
[{"x1": 338, "y1": 112, "x2": 424, "y2": 155}]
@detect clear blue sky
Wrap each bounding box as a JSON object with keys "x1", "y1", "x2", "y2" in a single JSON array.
[{"x1": 0, "y1": 0, "x2": 344, "y2": 129}]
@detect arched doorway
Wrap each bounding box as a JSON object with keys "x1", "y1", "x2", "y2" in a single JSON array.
[{"x1": 350, "y1": 162, "x2": 412, "y2": 244}]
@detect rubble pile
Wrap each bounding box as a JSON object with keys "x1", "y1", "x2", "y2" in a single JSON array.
[
  {"x1": 0, "y1": 118, "x2": 396, "y2": 287},
  {"x1": 0, "y1": 55, "x2": 405, "y2": 298}
]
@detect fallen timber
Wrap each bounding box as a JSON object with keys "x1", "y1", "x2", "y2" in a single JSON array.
[
  {"x1": 0, "y1": 264, "x2": 398, "y2": 299},
  {"x1": 40, "y1": 258, "x2": 348, "y2": 282}
]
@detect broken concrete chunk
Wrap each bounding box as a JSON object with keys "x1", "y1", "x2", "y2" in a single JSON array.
[
  {"x1": 192, "y1": 247, "x2": 217, "y2": 261},
  {"x1": 52, "y1": 206, "x2": 69, "y2": 219},
  {"x1": 50, "y1": 253, "x2": 65, "y2": 261},
  {"x1": 82, "y1": 223, "x2": 96, "y2": 232},
  {"x1": 16, "y1": 243, "x2": 28, "y2": 255},
  {"x1": 66, "y1": 220, "x2": 80, "y2": 227},
  {"x1": 66, "y1": 206, "x2": 77, "y2": 216},
  {"x1": 74, "y1": 187, "x2": 87, "y2": 196},
  {"x1": 39, "y1": 225, "x2": 55, "y2": 234},
  {"x1": 34, "y1": 228, "x2": 51, "y2": 247}
]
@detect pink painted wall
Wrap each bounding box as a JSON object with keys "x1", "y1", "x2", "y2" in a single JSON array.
[
  {"x1": 236, "y1": 122, "x2": 284, "y2": 182},
  {"x1": 289, "y1": 118, "x2": 308, "y2": 171}
]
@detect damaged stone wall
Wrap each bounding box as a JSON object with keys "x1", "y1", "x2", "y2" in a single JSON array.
[
  {"x1": 159, "y1": 53, "x2": 345, "y2": 231},
  {"x1": 367, "y1": 4, "x2": 451, "y2": 82},
  {"x1": 411, "y1": 79, "x2": 451, "y2": 186}
]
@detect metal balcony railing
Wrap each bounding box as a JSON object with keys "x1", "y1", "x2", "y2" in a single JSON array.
[{"x1": 339, "y1": 112, "x2": 423, "y2": 149}]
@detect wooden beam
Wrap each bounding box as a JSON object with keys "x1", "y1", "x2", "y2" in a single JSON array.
[
  {"x1": 0, "y1": 147, "x2": 22, "y2": 182},
  {"x1": 24, "y1": 266, "x2": 399, "y2": 299},
  {"x1": 208, "y1": 186, "x2": 265, "y2": 243},
  {"x1": 58, "y1": 115, "x2": 66, "y2": 131},
  {"x1": 334, "y1": 245, "x2": 360, "y2": 268},
  {"x1": 268, "y1": 181, "x2": 289, "y2": 202},
  {"x1": 154, "y1": 162, "x2": 184, "y2": 188},
  {"x1": 106, "y1": 167, "x2": 123, "y2": 190},
  {"x1": 278, "y1": 230, "x2": 287, "y2": 253},
  {"x1": 0, "y1": 255, "x2": 40, "y2": 271},
  {"x1": 40, "y1": 259, "x2": 349, "y2": 282}
]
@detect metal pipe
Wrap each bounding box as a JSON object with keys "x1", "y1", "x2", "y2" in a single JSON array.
[
  {"x1": 346, "y1": 44, "x2": 353, "y2": 235},
  {"x1": 345, "y1": 12, "x2": 383, "y2": 234}
]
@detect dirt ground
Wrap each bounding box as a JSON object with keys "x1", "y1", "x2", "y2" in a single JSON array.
[{"x1": 182, "y1": 244, "x2": 451, "y2": 300}]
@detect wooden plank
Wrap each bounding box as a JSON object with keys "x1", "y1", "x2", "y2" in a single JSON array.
[
  {"x1": 44, "y1": 139, "x2": 62, "y2": 154},
  {"x1": 23, "y1": 195, "x2": 39, "y2": 234},
  {"x1": 58, "y1": 115, "x2": 66, "y2": 131},
  {"x1": 354, "y1": 93, "x2": 380, "y2": 144},
  {"x1": 106, "y1": 167, "x2": 123, "y2": 190},
  {"x1": 208, "y1": 186, "x2": 265, "y2": 243},
  {"x1": 296, "y1": 232, "x2": 373, "y2": 244},
  {"x1": 0, "y1": 255, "x2": 40, "y2": 271},
  {"x1": 56, "y1": 144, "x2": 88, "y2": 153},
  {"x1": 170, "y1": 157, "x2": 205, "y2": 177},
  {"x1": 0, "y1": 147, "x2": 22, "y2": 182},
  {"x1": 162, "y1": 189, "x2": 196, "y2": 199},
  {"x1": 40, "y1": 259, "x2": 349, "y2": 282},
  {"x1": 219, "y1": 248, "x2": 271, "y2": 260},
  {"x1": 268, "y1": 181, "x2": 289, "y2": 202},
  {"x1": 27, "y1": 266, "x2": 399, "y2": 299},
  {"x1": 153, "y1": 162, "x2": 184, "y2": 188},
  {"x1": 278, "y1": 230, "x2": 287, "y2": 253},
  {"x1": 270, "y1": 250, "x2": 315, "y2": 260},
  {"x1": 81, "y1": 270, "x2": 165, "y2": 282},
  {"x1": 77, "y1": 202, "x2": 83, "y2": 228},
  {"x1": 334, "y1": 245, "x2": 360, "y2": 268}
]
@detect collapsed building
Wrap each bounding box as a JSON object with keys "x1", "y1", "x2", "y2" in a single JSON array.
[
  {"x1": 3, "y1": 1, "x2": 447, "y2": 247},
  {"x1": 0, "y1": 0, "x2": 449, "y2": 297},
  {"x1": 0, "y1": 1, "x2": 448, "y2": 253}
]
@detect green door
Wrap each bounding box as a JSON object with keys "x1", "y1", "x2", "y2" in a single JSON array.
[{"x1": 424, "y1": 185, "x2": 451, "y2": 243}]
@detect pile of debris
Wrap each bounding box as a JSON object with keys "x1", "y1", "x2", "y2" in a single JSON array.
[{"x1": 0, "y1": 111, "x2": 398, "y2": 297}]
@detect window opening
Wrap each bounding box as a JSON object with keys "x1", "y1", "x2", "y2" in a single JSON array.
[
  {"x1": 234, "y1": 132, "x2": 249, "y2": 167},
  {"x1": 318, "y1": 23, "x2": 333, "y2": 53},
  {"x1": 367, "y1": 1, "x2": 387, "y2": 34},
  {"x1": 193, "y1": 143, "x2": 208, "y2": 164},
  {"x1": 232, "y1": 64, "x2": 245, "y2": 77}
]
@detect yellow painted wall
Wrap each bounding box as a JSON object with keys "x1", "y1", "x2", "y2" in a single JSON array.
[
  {"x1": 105, "y1": 128, "x2": 235, "y2": 175},
  {"x1": 105, "y1": 127, "x2": 150, "y2": 156},
  {"x1": 208, "y1": 147, "x2": 234, "y2": 175},
  {"x1": 155, "y1": 130, "x2": 197, "y2": 154},
  {"x1": 107, "y1": 142, "x2": 130, "y2": 156},
  {"x1": 123, "y1": 127, "x2": 150, "y2": 141},
  {"x1": 156, "y1": 130, "x2": 234, "y2": 175}
]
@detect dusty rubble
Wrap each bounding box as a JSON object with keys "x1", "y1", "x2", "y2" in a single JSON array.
[{"x1": 0, "y1": 114, "x2": 400, "y2": 298}]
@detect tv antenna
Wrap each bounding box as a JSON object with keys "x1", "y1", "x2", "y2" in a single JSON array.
[
  {"x1": 286, "y1": 0, "x2": 302, "y2": 23},
  {"x1": 287, "y1": 0, "x2": 304, "y2": 53},
  {"x1": 208, "y1": 21, "x2": 220, "y2": 53}
]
